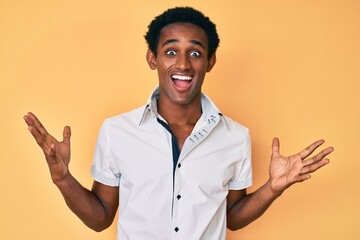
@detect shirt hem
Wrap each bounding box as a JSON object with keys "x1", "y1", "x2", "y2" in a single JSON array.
[{"x1": 228, "y1": 178, "x2": 252, "y2": 190}]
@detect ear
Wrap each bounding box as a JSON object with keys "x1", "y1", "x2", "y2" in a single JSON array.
[
  {"x1": 146, "y1": 49, "x2": 157, "y2": 70},
  {"x1": 207, "y1": 54, "x2": 217, "y2": 72}
]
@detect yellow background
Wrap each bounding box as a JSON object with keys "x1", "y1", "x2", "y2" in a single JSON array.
[{"x1": 1, "y1": 0, "x2": 359, "y2": 239}]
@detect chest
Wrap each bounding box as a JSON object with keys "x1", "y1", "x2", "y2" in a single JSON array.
[
  {"x1": 168, "y1": 123, "x2": 194, "y2": 150},
  {"x1": 108, "y1": 120, "x2": 242, "y2": 191}
]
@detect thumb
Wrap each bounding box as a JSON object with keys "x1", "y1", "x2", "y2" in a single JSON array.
[
  {"x1": 271, "y1": 137, "x2": 280, "y2": 158},
  {"x1": 63, "y1": 126, "x2": 71, "y2": 144}
]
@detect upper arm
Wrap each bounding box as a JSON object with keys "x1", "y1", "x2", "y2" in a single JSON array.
[
  {"x1": 91, "y1": 181, "x2": 119, "y2": 225},
  {"x1": 227, "y1": 189, "x2": 247, "y2": 211},
  {"x1": 226, "y1": 189, "x2": 248, "y2": 230}
]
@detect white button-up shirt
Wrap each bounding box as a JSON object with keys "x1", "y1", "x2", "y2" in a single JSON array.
[{"x1": 91, "y1": 88, "x2": 252, "y2": 240}]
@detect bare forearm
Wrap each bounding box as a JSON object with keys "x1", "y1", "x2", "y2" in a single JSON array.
[
  {"x1": 227, "y1": 180, "x2": 282, "y2": 230},
  {"x1": 54, "y1": 173, "x2": 113, "y2": 232}
]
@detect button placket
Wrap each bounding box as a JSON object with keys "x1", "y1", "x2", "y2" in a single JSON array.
[
  {"x1": 170, "y1": 112, "x2": 220, "y2": 238},
  {"x1": 172, "y1": 158, "x2": 182, "y2": 237}
]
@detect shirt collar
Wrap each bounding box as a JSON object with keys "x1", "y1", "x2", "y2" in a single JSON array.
[{"x1": 139, "y1": 87, "x2": 229, "y2": 130}]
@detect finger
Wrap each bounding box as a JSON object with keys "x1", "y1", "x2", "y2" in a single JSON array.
[
  {"x1": 24, "y1": 114, "x2": 44, "y2": 141},
  {"x1": 63, "y1": 126, "x2": 71, "y2": 144},
  {"x1": 303, "y1": 147, "x2": 334, "y2": 166},
  {"x1": 271, "y1": 137, "x2": 280, "y2": 158},
  {"x1": 24, "y1": 113, "x2": 52, "y2": 152},
  {"x1": 28, "y1": 127, "x2": 53, "y2": 155},
  {"x1": 24, "y1": 114, "x2": 39, "y2": 141},
  {"x1": 26, "y1": 112, "x2": 49, "y2": 136},
  {"x1": 23, "y1": 114, "x2": 34, "y2": 126},
  {"x1": 301, "y1": 158, "x2": 330, "y2": 175},
  {"x1": 295, "y1": 174, "x2": 311, "y2": 183},
  {"x1": 298, "y1": 139, "x2": 325, "y2": 160}
]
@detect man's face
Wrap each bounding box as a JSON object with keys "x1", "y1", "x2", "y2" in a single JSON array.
[{"x1": 147, "y1": 22, "x2": 216, "y2": 106}]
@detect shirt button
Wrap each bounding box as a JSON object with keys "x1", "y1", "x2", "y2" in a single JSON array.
[
  {"x1": 175, "y1": 227, "x2": 179, "y2": 232},
  {"x1": 178, "y1": 163, "x2": 181, "y2": 168},
  {"x1": 177, "y1": 194, "x2": 181, "y2": 200}
]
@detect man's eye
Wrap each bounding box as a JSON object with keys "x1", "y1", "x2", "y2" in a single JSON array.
[
  {"x1": 166, "y1": 50, "x2": 176, "y2": 56},
  {"x1": 190, "y1": 51, "x2": 200, "y2": 57}
]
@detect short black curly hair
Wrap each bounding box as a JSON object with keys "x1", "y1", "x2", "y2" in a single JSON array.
[{"x1": 144, "y1": 7, "x2": 220, "y2": 59}]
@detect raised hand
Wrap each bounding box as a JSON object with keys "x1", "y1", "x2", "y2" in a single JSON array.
[
  {"x1": 24, "y1": 112, "x2": 71, "y2": 184},
  {"x1": 269, "y1": 138, "x2": 333, "y2": 193}
]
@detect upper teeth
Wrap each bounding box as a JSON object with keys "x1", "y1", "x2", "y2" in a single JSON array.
[{"x1": 172, "y1": 75, "x2": 192, "y2": 81}]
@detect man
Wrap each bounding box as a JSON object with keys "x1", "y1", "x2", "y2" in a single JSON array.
[{"x1": 23, "y1": 7, "x2": 333, "y2": 240}]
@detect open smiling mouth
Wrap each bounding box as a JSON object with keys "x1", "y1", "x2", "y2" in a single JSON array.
[{"x1": 171, "y1": 74, "x2": 193, "y2": 88}]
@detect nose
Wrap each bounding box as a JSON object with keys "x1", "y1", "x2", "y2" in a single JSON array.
[{"x1": 175, "y1": 53, "x2": 191, "y2": 70}]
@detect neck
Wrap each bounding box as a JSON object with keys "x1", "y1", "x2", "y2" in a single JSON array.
[{"x1": 157, "y1": 95, "x2": 202, "y2": 127}]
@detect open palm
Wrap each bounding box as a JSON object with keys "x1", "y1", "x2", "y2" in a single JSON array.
[
  {"x1": 24, "y1": 112, "x2": 71, "y2": 183},
  {"x1": 269, "y1": 138, "x2": 333, "y2": 193}
]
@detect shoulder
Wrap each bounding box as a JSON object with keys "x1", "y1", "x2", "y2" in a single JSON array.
[
  {"x1": 104, "y1": 105, "x2": 146, "y2": 127},
  {"x1": 96, "y1": 105, "x2": 147, "y2": 142},
  {"x1": 216, "y1": 114, "x2": 251, "y2": 149},
  {"x1": 221, "y1": 114, "x2": 249, "y2": 136}
]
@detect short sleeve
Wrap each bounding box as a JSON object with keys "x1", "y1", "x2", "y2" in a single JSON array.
[
  {"x1": 228, "y1": 129, "x2": 252, "y2": 190},
  {"x1": 90, "y1": 120, "x2": 121, "y2": 187}
]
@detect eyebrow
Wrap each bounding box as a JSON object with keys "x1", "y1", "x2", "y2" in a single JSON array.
[{"x1": 161, "y1": 39, "x2": 205, "y2": 49}]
